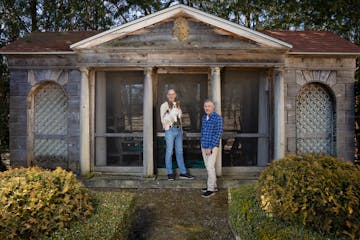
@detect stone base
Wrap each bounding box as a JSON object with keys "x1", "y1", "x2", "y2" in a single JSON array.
[{"x1": 79, "y1": 173, "x2": 258, "y2": 189}]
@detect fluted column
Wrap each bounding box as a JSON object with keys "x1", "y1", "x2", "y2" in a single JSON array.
[
  {"x1": 143, "y1": 67, "x2": 154, "y2": 177},
  {"x1": 211, "y1": 67, "x2": 222, "y2": 176},
  {"x1": 274, "y1": 69, "x2": 285, "y2": 160},
  {"x1": 80, "y1": 67, "x2": 90, "y2": 174}
]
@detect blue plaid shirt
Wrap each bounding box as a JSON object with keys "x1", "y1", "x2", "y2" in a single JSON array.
[{"x1": 200, "y1": 112, "x2": 223, "y2": 149}]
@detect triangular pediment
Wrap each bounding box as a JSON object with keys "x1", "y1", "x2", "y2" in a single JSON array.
[
  {"x1": 71, "y1": 4, "x2": 292, "y2": 50},
  {"x1": 98, "y1": 17, "x2": 261, "y2": 50}
]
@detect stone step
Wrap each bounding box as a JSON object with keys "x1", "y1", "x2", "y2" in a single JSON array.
[{"x1": 79, "y1": 174, "x2": 258, "y2": 189}]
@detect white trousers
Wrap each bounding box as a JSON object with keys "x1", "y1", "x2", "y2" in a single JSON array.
[{"x1": 201, "y1": 147, "x2": 219, "y2": 191}]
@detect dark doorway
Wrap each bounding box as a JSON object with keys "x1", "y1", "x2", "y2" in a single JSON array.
[{"x1": 155, "y1": 73, "x2": 208, "y2": 170}]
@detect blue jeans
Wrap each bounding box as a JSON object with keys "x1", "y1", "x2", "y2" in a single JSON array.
[{"x1": 164, "y1": 127, "x2": 187, "y2": 174}]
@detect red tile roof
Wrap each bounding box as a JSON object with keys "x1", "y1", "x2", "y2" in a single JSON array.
[
  {"x1": 1, "y1": 30, "x2": 359, "y2": 54},
  {"x1": 0, "y1": 31, "x2": 100, "y2": 52},
  {"x1": 261, "y1": 30, "x2": 360, "y2": 53}
]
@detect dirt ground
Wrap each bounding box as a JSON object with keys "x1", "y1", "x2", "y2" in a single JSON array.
[{"x1": 127, "y1": 188, "x2": 234, "y2": 240}]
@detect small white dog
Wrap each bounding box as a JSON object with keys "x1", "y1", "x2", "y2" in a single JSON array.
[{"x1": 164, "y1": 101, "x2": 182, "y2": 124}]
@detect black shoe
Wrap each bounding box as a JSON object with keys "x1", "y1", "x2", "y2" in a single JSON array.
[
  {"x1": 168, "y1": 174, "x2": 176, "y2": 181},
  {"x1": 179, "y1": 173, "x2": 194, "y2": 179},
  {"x1": 201, "y1": 188, "x2": 218, "y2": 193},
  {"x1": 201, "y1": 191, "x2": 216, "y2": 198}
]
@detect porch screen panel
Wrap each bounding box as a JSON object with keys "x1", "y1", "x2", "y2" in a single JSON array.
[
  {"x1": 95, "y1": 71, "x2": 144, "y2": 167},
  {"x1": 222, "y1": 70, "x2": 267, "y2": 166},
  {"x1": 156, "y1": 74, "x2": 208, "y2": 169}
]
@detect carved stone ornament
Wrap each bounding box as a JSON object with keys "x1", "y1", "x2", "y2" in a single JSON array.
[{"x1": 173, "y1": 17, "x2": 189, "y2": 41}]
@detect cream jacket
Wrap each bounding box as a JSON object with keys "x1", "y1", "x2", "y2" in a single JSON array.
[{"x1": 160, "y1": 101, "x2": 182, "y2": 130}]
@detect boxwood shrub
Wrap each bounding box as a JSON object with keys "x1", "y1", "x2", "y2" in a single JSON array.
[
  {"x1": 229, "y1": 184, "x2": 330, "y2": 240},
  {"x1": 0, "y1": 167, "x2": 94, "y2": 239},
  {"x1": 48, "y1": 191, "x2": 136, "y2": 240},
  {"x1": 257, "y1": 154, "x2": 360, "y2": 239}
]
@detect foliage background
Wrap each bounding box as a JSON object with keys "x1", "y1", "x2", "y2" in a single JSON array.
[{"x1": 0, "y1": 0, "x2": 359, "y2": 161}]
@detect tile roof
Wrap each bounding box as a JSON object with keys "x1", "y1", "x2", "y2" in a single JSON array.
[
  {"x1": 0, "y1": 31, "x2": 100, "y2": 52},
  {"x1": 1, "y1": 29, "x2": 359, "y2": 54},
  {"x1": 261, "y1": 30, "x2": 360, "y2": 53}
]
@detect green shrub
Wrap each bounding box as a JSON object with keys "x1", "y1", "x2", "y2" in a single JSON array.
[
  {"x1": 48, "y1": 191, "x2": 136, "y2": 240},
  {"x1": 229, "y1": 185, "x2": 330, "y2": 240},
  {"x1": 257, "y1": 154, "x2": 360, "y2": 239},
  {"x1": 0, "y1": 167, "x2": 94, "y2": 239}
]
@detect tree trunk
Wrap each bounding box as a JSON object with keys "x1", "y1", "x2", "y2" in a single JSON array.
[{"x1": 30, "y1": 0, "x2": 38, "y2": 32}]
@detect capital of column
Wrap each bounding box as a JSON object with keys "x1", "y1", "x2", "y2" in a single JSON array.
[
  {"x1": 80, "y1": 67, "x2": 89, "y2": 75},
  {"x1": 144, "y1": 67, "x2": 153, "y2": 76},
  {"x1": 211, "y1": 67, "x2": 221, "y2": 75}
]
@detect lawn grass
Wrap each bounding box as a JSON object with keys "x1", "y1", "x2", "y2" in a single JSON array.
[
  {"x1": 228, "y1": 185, "x2": 342, "y2": 240},
  {"x1": 47, "y1": 191, "x2": 136, "y2": 240}
]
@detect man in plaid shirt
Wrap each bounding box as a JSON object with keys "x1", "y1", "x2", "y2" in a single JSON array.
[{"x1": 200, "y1": 99, "x2": 223, "y2": 198}]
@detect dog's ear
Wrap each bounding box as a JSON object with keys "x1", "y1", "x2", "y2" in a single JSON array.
[
  {"x1": 167, "y1": 101, "x2": 173, "y2": 109},
  {"x1": 176, "y1": 101, "x2": 181, "y2": 109}
]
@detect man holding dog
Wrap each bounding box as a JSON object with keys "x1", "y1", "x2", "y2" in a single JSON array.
[{"x1": 160, "y1": 89, "x2": 194, "y2": 180}]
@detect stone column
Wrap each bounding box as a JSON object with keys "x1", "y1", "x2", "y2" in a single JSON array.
[
  {"x1": 80, "y1": 67, "x2": 91, "y2": 174},
  {"x1": 143, "y1": 67, "x2": 154, "y2": 177},
  {"x1": 211, "y1": 67, "x2": 222, "y2": 176},
  {"x1": 274, "y1": 69, "x2": 285, "y2": 160}
]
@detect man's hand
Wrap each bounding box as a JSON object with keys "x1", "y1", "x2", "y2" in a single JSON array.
[{"x1": 205, "y1": 148, "x2": 212, "y2": 156}]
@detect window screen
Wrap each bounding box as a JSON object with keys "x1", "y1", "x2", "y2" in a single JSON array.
[
  {"x1": 222, "y1": 70, "x2": 259, "y2": 133},
  {"x1": 95, "y1": 71, "x2": 144, "y2": 167},
  {"x1": 221, "y1": 70, "x2": 264, "y2": 166}
]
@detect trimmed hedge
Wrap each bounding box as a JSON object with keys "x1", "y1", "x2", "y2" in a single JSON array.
[
  {"x1": 48, "y1": 191, "x2": 136, "y2": 240},
  {"x1": 257, "y1": 154, "x2": 360, "y2": 239},
  {"x1": 229, "y1": 185, "x2": 335, "y2": 240},
  {"x1": 0, "y1": 167, "x2": 94, "y2": 239}
]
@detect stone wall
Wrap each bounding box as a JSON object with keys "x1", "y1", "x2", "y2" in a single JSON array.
[
  {"x1": 284, "y1": 56, "x2": 356, "y2": 161},
  {"x1": 9, "y1": 70, "x2": 30, "y2": 167},
  {"x1": 9, "y1": 67, "x2": 81, "y2": 172}
]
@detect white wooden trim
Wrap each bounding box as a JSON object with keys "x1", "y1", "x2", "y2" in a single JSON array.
[{"x1": 70, "y1": 4, "x2": 292, "y2": 50}]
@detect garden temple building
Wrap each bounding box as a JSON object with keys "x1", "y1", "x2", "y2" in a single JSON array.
[{"x1": 1, "y1": 4, "x2": 360, "y2": 176}]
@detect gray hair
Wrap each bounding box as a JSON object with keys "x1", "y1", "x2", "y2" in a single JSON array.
[
  {"x1": 167, "y1": 88, "x2": 176, "y2": 94},
  {"x1": 204, "y1": 99, "x2": 215, "y2": 106}
]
